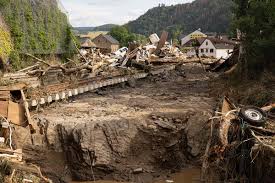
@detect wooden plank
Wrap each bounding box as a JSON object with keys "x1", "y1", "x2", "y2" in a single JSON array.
[
  {"x1": 0, "y1": 101, "x2": 8, "y2": 118},
  {"x1": 0, "y1": 91, "x2": 10, "y2": 101},
  {"x1": 219, "y1": 97, "x2": 236, "y2": 147},
  {"x1": 20, "y1": 90, "x2": 36, "y2": 134},
  {"x1": 155, "y1": 31, "x2": 168, "y2": 54},
  {"x1": 8, "y1": 101, "x2": 27, "y2": 126},
  {"x1": 0, "y1": 83, "x2": 26, "y2": 91}
]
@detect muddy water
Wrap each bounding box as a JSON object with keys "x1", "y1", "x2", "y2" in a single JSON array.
[
  {"x1": 71, "y1": 168, "x2": 201, "y2": 183},
  {"x1": 154, "y1": 168, "x2": 201, "y2": 183}
]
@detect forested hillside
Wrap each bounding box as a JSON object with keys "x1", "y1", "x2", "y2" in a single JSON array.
[
  {"x1": 0, "y1": 0, "x2": 75, "y2": 68},
  {"x1": 93, "y1": 24, "x2": 117, "y2": 32},
  {"x1": 126, "y1": 0, "x2": 233, "y2": 36},
  {"x1": 74, "y1": 24, "x2": 118, "y2": 34}
]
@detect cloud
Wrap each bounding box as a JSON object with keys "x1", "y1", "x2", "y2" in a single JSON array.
[{"x1": 60, "y1": 0, "x2": 194, "y2": 27}]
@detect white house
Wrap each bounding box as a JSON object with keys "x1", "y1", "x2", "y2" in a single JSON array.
[
  {"x1": 181, "y1": 29, "x2": 207, "y2": 46},
  {"x1": 198, "y1": 38, "x2": 235, "y2": 59},
  {"x1": 183, "y1": 37, "x2": 206, "y2": 58}
]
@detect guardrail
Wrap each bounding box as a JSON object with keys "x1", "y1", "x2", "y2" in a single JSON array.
[
  {"x1": 29, "y1": 73, "x2": 148, "y2": 107},
  {"x1": 28, "y1": 65, "x2": 175, "y2": 108}
]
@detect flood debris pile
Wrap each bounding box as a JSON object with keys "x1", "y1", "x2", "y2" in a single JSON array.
[
  {"x1": 202, "y1": 97, "x2": 275, "y2": 182},
  {"x1": 0, "y1": 31, "x2": 196, "y2": 182},
  {"x1": 0, "y1": 84, "x2": 53, "y2": 182},
  {"x1": 0, "y1": 31, "x2": 189, "y2": 100}
]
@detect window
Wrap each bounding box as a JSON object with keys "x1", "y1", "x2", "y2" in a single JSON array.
[
  {"x1": 206, "y1": 41, "x2": 208, "y2": 46},
  {"x1": 210, "y1": 49, "x2": 214, "y2": 53},
  {"x1": 201, "y1": 49, "x2": 204, "y2": 53},
  {"x1": 206, "y1": 49, "x2": 208, "y2": 53}
]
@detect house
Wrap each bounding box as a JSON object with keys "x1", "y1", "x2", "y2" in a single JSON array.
[
  {"x1": 92, "y1": 34, "x2": 119, "y2": 53},
  {"x1": 80, "y1": 31, "x2": 108, "y2": 40},
  {"x1": 79, "y1": 37, "x2": 96, "y2": 49},
  {"x1": 181, "y1": 29, "x2": 207, "y2": 46},
  {"x1": 198, "y1": 38, "x2": 235, "y2": 59},
  {"x1": 183, "y1": 38, "x2": 206, "y2": 57}
]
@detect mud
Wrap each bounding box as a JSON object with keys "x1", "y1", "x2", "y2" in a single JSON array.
[{"x1": 19, "y1": 63, "x2": 217, "y2": 183}]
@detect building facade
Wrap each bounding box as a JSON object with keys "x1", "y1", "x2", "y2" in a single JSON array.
[
  {"x1": 92, "y1": 34, "x2": 119, "y2": 53},
  {"x1": 199, "y1": 38, "x2": 235, "y2": 59},
  {"x1": 181, "y1": 29, "x2": 207, "y2": 46}
]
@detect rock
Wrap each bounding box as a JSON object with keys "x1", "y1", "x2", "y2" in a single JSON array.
[{"x1": 133, "y1": 168, "x2": 143, "y2": 174}]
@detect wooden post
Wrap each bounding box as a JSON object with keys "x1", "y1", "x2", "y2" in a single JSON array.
[{"x1": 20, "y1": 90, "x2": 36, "y2": 135}]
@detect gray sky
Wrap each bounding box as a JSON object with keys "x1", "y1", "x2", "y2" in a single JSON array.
[{"x1": 60, "y1": 0, "x2": 194, "y2": 27}]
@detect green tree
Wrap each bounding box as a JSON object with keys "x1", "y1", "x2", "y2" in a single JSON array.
[
  {"x1": 110, "y1": 26, "x2": 147, "y2": 47},
  {"x1": 109, "y1": 26, "x2": 131, "y2": 47},
  {"x1": 233, "y1": 0, "x2": 275, "y2": 79},
  {"x1": 170, "y1": 25, "x2": 183, "y2": 46}
]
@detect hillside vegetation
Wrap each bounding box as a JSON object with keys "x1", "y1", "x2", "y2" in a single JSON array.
[
  {"x1": 0, "y1": 0, "x2": 75, "y2": 69},
  {"x1": 126, "y1": 0, "x2": 233, "y2": 36},
  {"x1": 93, "y1": 24, "x2": 117, "y2": 32},
  {"x1": 74, "y1": 24, "x2": 118, "y2": 34},
  {"x1": 0, "y1": 15, "x2": 12, "y2": 61}
]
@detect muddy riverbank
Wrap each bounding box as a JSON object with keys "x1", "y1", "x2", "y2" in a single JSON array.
[{"x1": 16, "y1": 63, "x2": 217, "y2": 182}]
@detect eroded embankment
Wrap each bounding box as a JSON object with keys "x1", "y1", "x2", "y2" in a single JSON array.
[{"x1": 19, "y1": 64, "x2": 217, "y2": 183}]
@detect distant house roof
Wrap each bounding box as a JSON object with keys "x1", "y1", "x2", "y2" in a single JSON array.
[
  {"x1": 197, "y1": 37, "x2": 207, "y2": 45},
  {"x1": 180, "y1": 29, "x2": 207, "y2": 40},
  {"x1": 79, "y1": 31, "x2": 108, "y2": 40},
  {"x1": 204, "y1": 37, "x2": 236, "y2": 49},
  {"x1": 179, "y1": 34, "x2": 187, "y2": 40},
  {"x1": 183, "y1": 38, "x2": 206, "y2": 47},
  {"x1": 215, "y1": 43, "x2": 235, "y2": 49},
  {"x1": 80, "y1": 38, "x2": 96, "y2": 48},
  {"x1": 208, "y1": 37, "x2": 236, "y2": 45},
  {"x1": 102, "y1": 34, "x2": 119, "y2": 44},
  {"x1": 205, "y1": 32, "x2": 217, "y2": 37}
]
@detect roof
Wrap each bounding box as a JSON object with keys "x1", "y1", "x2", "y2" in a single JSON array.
[
  {"x1": 80, "y1": 31, "x2": 108, "y2": 40},
  {"x1": 215, "y1": 43, "x2": 235, "y2": 49},
  {"x1": 207, "y1": 37, "x2": 236, "y2": 45},
  {"x1": 80, "y1": 38, "x2": 96, "y2": 48},
  {"x1": 93, "y1": 34, "x2": 119, "y2": 45},
  {"x1": 197, "y1": 37, "x2": 207, "y2": 45},
  {"x1": 180, "y1": 29, "x2": 207, "y2": 40},
  {"x1": 102, "y1": 34, "x2": 119, "y2": 44},
  {"x1": 204, "y1": 37, "x2": 236, "y2": 49},
  {"x1": 183, "y1": 38, "x2": 206, "y2": 47}
]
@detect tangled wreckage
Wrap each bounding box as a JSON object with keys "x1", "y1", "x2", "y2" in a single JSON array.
[
  {"x1": 0, "y1": 31, "x2": 274, "y2": 182},
  {"x1": 202, "y1": 98, "x2": 275, "y2": 182}
]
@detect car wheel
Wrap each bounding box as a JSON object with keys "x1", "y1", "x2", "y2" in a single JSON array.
[{"x1": 239, "y1": 106, "x2": 267, "y2": 127}]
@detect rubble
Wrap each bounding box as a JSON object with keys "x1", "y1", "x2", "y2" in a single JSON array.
[
  {"x1": 202, "y1": 97, "x2": 275, "y2": 182},
  {"x1": 0, "y1": 30, "x2": 272, "y2": 183}
]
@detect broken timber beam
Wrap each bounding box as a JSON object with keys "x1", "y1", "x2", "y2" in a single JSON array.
[{"x1": 20, "y1": 90, "x2": 36, "y2": 134}]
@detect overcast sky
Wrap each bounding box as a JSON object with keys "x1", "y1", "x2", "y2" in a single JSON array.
[{"x1": 60, "y1": 0, "x2": 194, "y2": 27}]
